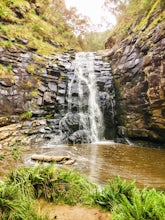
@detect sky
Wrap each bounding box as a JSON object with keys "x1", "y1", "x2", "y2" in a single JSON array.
[{"x1": 64, "y1": 0, "x2": 116, "y2": 31}]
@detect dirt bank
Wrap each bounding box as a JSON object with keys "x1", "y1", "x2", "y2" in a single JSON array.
[{"x1": 36, "y1": 200, "x2": 111, "y2": 220}]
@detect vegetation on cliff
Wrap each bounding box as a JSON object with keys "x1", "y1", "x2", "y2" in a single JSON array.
[
  {"x1": 105, "y1": 0, "x2": 165, "y2": 47},
  {"x1": 0, "y1": 164, "x2": 165, "y2": 219},
  {"x1": 1, "y1": 0, "x2": 164, "y2": 52},
  {"x1": 0, "y1": 0, "x2": 82, "y2": 54}
]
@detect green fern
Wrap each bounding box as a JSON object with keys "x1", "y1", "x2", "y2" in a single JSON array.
[
  {"x1": 92, "y1": 176, "x2": 135, "y2": 211},
  {"x1": 7, "y1": 164, "x2": 95, "y2": 205},
  {"x1": 112, "y1": 188, "x2": 165, "y2": 219}
]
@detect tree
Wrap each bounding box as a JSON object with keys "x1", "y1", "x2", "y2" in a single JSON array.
[
  {"x1": 103, "y1": 0, "x2": 129, "y2": 19},
  {"x1": 48, "y1": 1, "x2": 90, "y2": 36},
  {"x1": 82, "y1": 30, "x2": 111, "y2": 51},
  {"x1": 65, "y1": 7, "x2": 90, "y2": 35}
]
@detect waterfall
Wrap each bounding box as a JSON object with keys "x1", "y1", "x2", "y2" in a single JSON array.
[
  {"x1": 58, "y1": 51, "x2": 116, "y2": 144},
  {"x1": 67, "y1": 52, "x2": 104, "y2": 142}
]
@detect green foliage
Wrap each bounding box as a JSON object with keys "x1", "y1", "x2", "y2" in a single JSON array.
[
  {"x1": 0, "y1": 0, "x2": 19, "y2": 23},
  {"x1": 26, "y1": 64, "x2": 37, "y2": 75},
  {"x1": 5, "y1": 39, "x2": 12, "y2": 48},
  {"x1": 0, "y1": 0, "x2": 80, "y2": 54},
  {"x1": 1, "y1": 164, "x2": 165, "y2": 219},
  {"x1": 9, "y1": 140, "x2": 22, "y2": 161},
  {"x1": 82, "y1": 30, "x2": 111, "y2": 51},
  {"x1": 0, "y1": 63, "x2": 14, "y2": 78},
  {"x1": 58, "y1": 76, "x2": 65, "y2": 84},
  {"x1": 0, "y1": 182, "x2": 46, "y2": 220},
  {"x1": 92, "y1": 176, "x2": 135, "y2": 211},
  {"x1": 160, "y1": 0, "x2": 165, "y2": 10},
  {"x1": 92, "y1": 175, "x2": 165, "y2": 219},
  {"x1": 6, "y1": 64, "x2": 12, "y2": 71},
  {"x1": 107, "y1": 0, "x2": 165, "y2": 44},
  {"x1": 0, "y1": 22, "x2": 8, "y2": 34},
  {"x1": 111, "y1": 188, "x2": 165, "y2": 219},
  {"x1": 45, "y1": 114, "x2": 53, "y2": 119},
  {"x1": 31, "y1": 88, "x2": 38, "y2": 97},
  {"x1": 7, "y1": 164, "x2": 95, "y2": 205},
  {"x1": 20, "y1": 110, "x2": 33, "y2": 120}
]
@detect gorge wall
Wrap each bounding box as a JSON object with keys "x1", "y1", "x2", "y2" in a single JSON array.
[
  {"x1": 0, "y1": 19, "x2": 164, "y2": 148},
  {"x1": 0, "y1": 48, "x2": 115, "y2": 147},
  {"x1": 104, "y1": 21, "x2": 165, "y2": 145}
]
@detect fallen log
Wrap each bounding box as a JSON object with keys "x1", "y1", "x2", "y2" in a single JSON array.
[
  {"x1": 63, "y1": 159, "x2": 75, "y2": 165},
  {"x1": 31, "y1": 154, "x2": 75, "y2": 164}
]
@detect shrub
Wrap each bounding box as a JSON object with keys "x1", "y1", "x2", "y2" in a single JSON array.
[
  {"x1": 0, "y1": 63, "x2": 14, "y2": 78},
  {"x1": 92, "y1": 176, "x2": 135, "y2": 211},
  {"x1": 7, "y1": 164, "x2": 95, "y2": 205},
  {"x1": 26, "y1": 64, "x2": 37, "y2": 75}
]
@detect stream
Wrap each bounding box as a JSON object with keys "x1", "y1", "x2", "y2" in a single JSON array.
[
  {"x1": 23, "y1": 142, "x2": 165, "y2": 189},
  {"x1": 22, "y1": 52, "x2": 165, "y2": 189}
]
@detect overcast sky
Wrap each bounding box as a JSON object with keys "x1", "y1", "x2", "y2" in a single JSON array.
[{"x1": 65, "y1": 0, "x2": 116, "y2": 31}]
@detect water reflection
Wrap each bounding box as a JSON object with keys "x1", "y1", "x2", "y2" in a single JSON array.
[{"x1": 23, "y1": 143, "x2": 165, "y2": 189}]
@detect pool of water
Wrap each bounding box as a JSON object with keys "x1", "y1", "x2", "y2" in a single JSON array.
[{"x1": 22, "y1": 142, "x2": 165, "y2": 189}]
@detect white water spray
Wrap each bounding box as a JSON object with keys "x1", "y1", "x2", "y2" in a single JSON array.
[{"x1": 68, "y1": 52, "x2": 104, "y2": 142}]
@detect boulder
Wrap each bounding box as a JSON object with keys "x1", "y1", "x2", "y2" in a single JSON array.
[{"x1": 68, "y1": 130, "x2": 92, "y2": 144}]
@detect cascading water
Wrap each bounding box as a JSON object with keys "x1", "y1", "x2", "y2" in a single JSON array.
[
  {"x1": 68, "y1": 52, "x2": 104, "y2": 142},
  {"x1": 58, "y1": 51, "x2": 116, "y2": 144}
]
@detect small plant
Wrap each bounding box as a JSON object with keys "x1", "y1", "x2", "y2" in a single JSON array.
[
  {"x1": 31, "y1": 88, "x2": 38, "y2": 97},
  {"x1": 58, "y1": 75, "x2": 65, "y2": 84},
  {"x1": 92, "y1": 176, "x2": 135, "y2": 211},
  {"x1": 0, "y1": 22, "x2": 8, "y2": 34},
  {"x1": 26, "y1": 64, "x2": 37, "y2": 75},
  {"x1": 160, "y1": 0, "x2": 165, "y2": 10},
  {"x1": 5, "y1": 39, "x2": 12, "y2": 48},
  {"x1": 6, "y1": 64, "x2": 12, "y2": 71},
  {"x1": 26, "y1": 80, "x2": 33, "y2": 88},
  {"x1": 32, "y1": 54, "x2": 47, "y2": 65},
  {"x1": 0, "y1": 63, "x2": 14, "y2": 78},
  {"x1": 20, "y1": 110, "x2": 33, "y2": 120},
  {"x1": 45, "y1": 114, "x2": 53, "y2": 119},
  {"x1": 9, "y1": 140, "x2": 22, "y2": 161}
]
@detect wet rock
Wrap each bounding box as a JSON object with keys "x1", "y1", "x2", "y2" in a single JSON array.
[
  {"x1": 48, "y1": 82, "x2": 57, "y2": 92},
  {"x1": 39, "y1": 85, "x2": 47, "y2": 93},
  {"x1": 0, "y1": 79, "x2": 14, "y2": 87},
  {"x1": 43, "y1": 92, "x2": 53, "y2": 103},
  {"x1": 59, "y1": 113, "x2": 88, "y2": 134},
  {"x1": 37, "y1": 96, "x2": 43, "y2": 106},
  {"x1": 68, "y1": 130, "x2": 92, "y2": 144}
]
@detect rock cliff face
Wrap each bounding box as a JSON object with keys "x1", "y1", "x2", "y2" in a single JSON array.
[
  {"x1": 0, "y1": 19, "x2": 164, "y2": 148},
  {"x1": 0, "y1": 49, "x2": 115, "y2": 147},
  {"x1": 104, "y1": 21, "x2": 165, "y2": 145}
]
